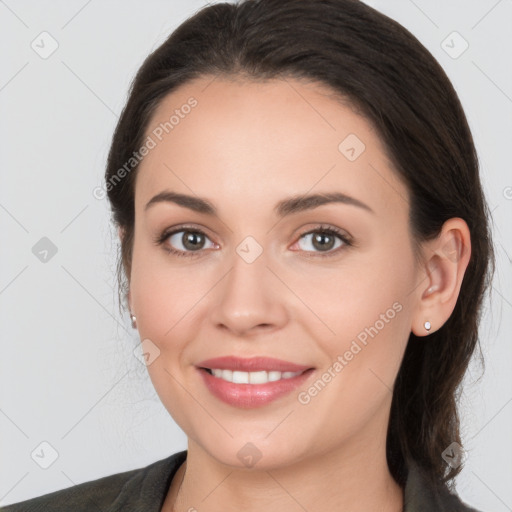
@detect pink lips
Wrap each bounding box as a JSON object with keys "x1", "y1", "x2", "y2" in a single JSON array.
[{"x1": 196, "y1": 356, "x2": 315, "y2": 409}]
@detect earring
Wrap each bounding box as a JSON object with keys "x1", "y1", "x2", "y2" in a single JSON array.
[
  {"x1": 424, "y1": 320, "x2": 431, "y2": 332},
  {"x1": 130, "y1": 313, "x2": 137, "y2": 329}
]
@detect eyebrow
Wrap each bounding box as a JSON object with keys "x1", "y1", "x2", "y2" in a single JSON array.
[{"x1": 144, "y1": 190, "x2": 374, "y2": 217}]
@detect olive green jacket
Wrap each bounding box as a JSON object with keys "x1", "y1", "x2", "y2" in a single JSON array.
[{"x1": 0, "y1": 450, "x2": 482, "y2": 511}]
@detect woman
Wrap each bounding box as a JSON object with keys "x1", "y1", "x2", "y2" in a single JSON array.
[{"x1": 1, "y1": 0, "x2": 494, "y2": 510}]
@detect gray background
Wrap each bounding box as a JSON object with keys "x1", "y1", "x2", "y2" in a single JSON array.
[{"x1": 0, "y1": 0, "x2": 511, "y2": 510}]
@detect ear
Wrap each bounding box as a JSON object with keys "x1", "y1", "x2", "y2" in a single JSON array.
[
  {"x1": 411, "y1": 217, "x2": 471, "y2": 336},
  {"x1": 117, "y1": 226, "x2": 133, "y2": 312},
  {"x1": 127, "y1": 288, "x2": 133, "y2": 314}
]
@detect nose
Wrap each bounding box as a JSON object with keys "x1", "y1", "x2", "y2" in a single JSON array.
[{"x1": 210, "y1": 250, "x2": 289, "y2": 337}]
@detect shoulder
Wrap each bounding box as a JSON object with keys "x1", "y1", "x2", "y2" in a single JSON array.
[
  {"x1": 404, "y1": 459, "x2": 484, "y2": 512},
  {"x1": 0, "y1": 450, "x2": 187, "y2": 512}
]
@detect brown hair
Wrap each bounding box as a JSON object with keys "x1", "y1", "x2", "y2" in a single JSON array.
[{"x1": 105, "y1": 0, "x2": 495, "y2": 493}]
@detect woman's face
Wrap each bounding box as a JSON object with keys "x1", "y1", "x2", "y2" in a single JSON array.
[{"x1": 128, "y1": 76, "x2": 424, "y2": 469}]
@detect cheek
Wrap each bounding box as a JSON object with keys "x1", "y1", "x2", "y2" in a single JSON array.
[
  {"x1": 130, "y1": 239, "x2": 212, "y2": 334},
  {"x1": 291, "y1": 268, "x2": 411, "y2": 441},
  {"x1": 288, "y1": 249, "x2": 410, "y2": 332},
  {"x1": 291, "y1": 248, "x2": 414, "y2": 378}
]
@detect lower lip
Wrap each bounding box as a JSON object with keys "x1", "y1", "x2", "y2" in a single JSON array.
[{"x1": 197, "y1": 367, "x2": 315, "y2": 408}]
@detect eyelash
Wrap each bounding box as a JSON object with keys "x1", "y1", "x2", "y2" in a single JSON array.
[{"x1": 153, "y1": 224, "x2": 353, "y2": 259}]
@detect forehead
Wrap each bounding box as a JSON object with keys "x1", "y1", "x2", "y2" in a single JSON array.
[{"x1": 134, "y1": 76, "x2": 408, "y2": 219}]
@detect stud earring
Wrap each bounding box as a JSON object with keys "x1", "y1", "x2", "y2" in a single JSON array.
[
  {"x1": 424, "y1": 320, "x2": 431, "y2": 332},
  {"x1": 130, "y1": 313, "x2": 137, "y2": 329}
]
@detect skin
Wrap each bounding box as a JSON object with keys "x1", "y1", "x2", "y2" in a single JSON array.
[{"x1": 122, "y1": 76, "x2": 471, "y2": 512}]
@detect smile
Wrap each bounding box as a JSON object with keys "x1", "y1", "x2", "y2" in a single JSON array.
[{"x1": 197, "y1": 366, "x2": 315, "y2": 408}]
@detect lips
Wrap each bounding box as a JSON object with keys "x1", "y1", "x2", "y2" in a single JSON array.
[
  {"x1": 196, "y1": 356, "x2": 313, "y2": 373},
  {"x1": 196, "y1": 356, "x2": 315, "y2": 408}
]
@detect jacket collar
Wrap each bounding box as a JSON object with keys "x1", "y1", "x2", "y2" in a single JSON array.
[{"x1": 403, "y1": 459, "x2": 479, "y2": 511}]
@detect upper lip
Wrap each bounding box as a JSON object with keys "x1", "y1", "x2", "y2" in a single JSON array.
[{"x1": 197, "y1": 356, "x2": 313, "y2": 373}]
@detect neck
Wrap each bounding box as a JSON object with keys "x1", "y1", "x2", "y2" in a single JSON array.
[{"x1": 163, "y1": 440, "x2": 404, "y2": 512}]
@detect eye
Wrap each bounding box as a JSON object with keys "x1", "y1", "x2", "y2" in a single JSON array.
[
  {"x1": 154, "y1": 226, "x2": 218, "y2": 257},
  {"x1": 292, "y1": 225, "x2": 352, "y2": 256}
]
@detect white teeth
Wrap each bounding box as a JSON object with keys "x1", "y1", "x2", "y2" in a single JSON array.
[
  {"x1": 249, "y1": 371, "x2": 268, "y2": 384},
  {"x1": 268, "y1": 371, "x2": 282, "y2": 382},
  {"x1": 208, "y1": 369, "x2": 304, "y2": 384},
  {"x1": 232, "y1": 371, "x2": 249, "y2": 384}
]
